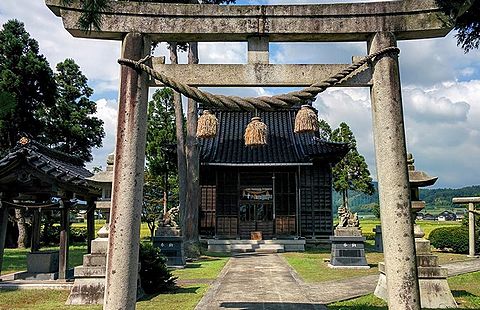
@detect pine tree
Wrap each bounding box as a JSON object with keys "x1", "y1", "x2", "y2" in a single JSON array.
[
  {"x1": 436, "y1": 0, "x2": 480, "y2": 52},
  {"x1": 42, "y1": 59, "x2": 104, "y2": 162},
  {"x1": 144, "y1": 88, "x2": 178, "y2": 239},
  {"x1": 0, "y1": 20, "x2": 56, "y2": 152},
  {"x1": 331, "y1": 122, "x2": 375, "y2": 209}
]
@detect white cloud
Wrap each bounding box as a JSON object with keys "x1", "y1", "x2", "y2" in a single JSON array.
[
  {"x1": 2, "y1": 0, "x2": 480, "y2": 188},
  {"x1": 86, "y1": 99, "x2": 118, "y2": 170}
]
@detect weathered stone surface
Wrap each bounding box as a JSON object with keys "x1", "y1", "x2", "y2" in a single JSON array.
[
  {"x1": 66, "y1": 278, "x2": 105, "y2": 305},
  {"x1": 152, "y1": 236, "x2": 186, "y2": 267},
  {"x1": 83, "y1": 254, "x2": 107, "y2": 267},
  {"x1": 26, "y1": 251, "x2": 59, "y2": 273},
  {"x1": 104, "y1": 32, "x2": 151, "y2": 310},
  {"x1": 369, "y1": 31, "x2": 420, "y2": 309},
  {"x1": 45, "y1": 0, "x2": 454, "y2": 42},
  {"x1": 329, "y1": 234, "x2": 369, "y2": 269}
]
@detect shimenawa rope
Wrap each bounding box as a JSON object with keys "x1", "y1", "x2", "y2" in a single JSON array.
[{"x1": 117, "y1": 46, "x2": 399, "y2": 112}]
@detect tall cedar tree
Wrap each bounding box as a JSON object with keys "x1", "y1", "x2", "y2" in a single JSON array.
[
  {"x1": 330, "y1": 122, "x2": 375, "y2": 209},
  {"x1": 0, "y1": 20, "x2": 56, "y2": 152},
  {"x1": 437, "y1": 0, "x2": 480, "y2": 52},
  {"x1": 144, "y1": 88, "x2": 178, "y2": 239},
  {"x1": 43, "y1": 59, "x2": 104, "y2": 162}
]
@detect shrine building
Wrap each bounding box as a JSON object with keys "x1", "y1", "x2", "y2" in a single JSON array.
[{"x1": 198, "y1": 107, "x2": 348, "y2": 242}]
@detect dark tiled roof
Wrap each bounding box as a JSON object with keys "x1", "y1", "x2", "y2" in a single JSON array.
[
  {"x1": 0, "y1": 139, "x2": 94, "y2": 187},
  {"x1": 200, "y1": 109, "x2": 349, "y2": 165}
]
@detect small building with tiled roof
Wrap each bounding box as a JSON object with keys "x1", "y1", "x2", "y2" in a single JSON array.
[
  {"x1": 0, "y1": 137, "x2": 101, "y2": 279},
  {"x1": 199, "y1": 109, "x2": 349, "y2": 241}
]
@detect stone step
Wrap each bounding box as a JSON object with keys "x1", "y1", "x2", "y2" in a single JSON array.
[
  {"x1": 91, "y1": 238, "x2": 108, "y2": 255},
  {"x1": 417, "y1": 254, "x2": 439, "y2": 267},
  {"x1": 83, "y1": 254, "x2": 107, "y2": 267},
  {"x1": 74, "y1": 266, "x2": 106, "y2": 278}
]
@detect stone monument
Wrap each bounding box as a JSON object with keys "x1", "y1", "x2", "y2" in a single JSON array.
[
  {"x1": 329, "y1": 206, "x2": 369, "y2": 268},
  {"x1": 152, "y1": 206, "x2": 186, "y2": 267},
  {"x1": 375, "y1": 153, "x2": 457, "y2": 308},
  {"x1": 66, "y1": 154, "x2": 114, "y2": 305}
]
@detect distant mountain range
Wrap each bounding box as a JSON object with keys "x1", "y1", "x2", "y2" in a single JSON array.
[{"x1": 333, "y1": 183, "x2": 480, "y2": 214}]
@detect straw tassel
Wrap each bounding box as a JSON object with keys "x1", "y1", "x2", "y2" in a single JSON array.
[
  {"x1": 244, "y1": 116, "x2": 267, "y2": 146},
  {"x1": 294, "y1": 104, "x2": 319, "y2": 133},
  {"x1": 196, "y1": 110, "x2": 218, "y2": 138}
]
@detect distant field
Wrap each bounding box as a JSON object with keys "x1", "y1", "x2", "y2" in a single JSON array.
[{"x1": 358, "y1": 219, "x2": 460, "y2": 238}]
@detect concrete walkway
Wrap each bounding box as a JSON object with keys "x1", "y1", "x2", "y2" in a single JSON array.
[
  {"x1": 195, "y1": 253, "x2": 327, "y2": 310},
  {"x1": 196, "y1": 254, "x2": 480, "y2": 310}
]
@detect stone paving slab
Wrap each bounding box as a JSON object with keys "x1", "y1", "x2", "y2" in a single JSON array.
[
  {"x1": 195, "y1": 253, "x2": 327, "y2": 310},
  {"x1": 196, "y1": 254, "x2": 480, "y2": 310}
]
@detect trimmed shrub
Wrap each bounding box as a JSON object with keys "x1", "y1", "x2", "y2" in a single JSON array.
[
  {"x1": 429, "y1": 226, "x2": 479, "y2": 254},
  {"x1": 139, "y1": 243, "x2": 177, "y2": 294},
  {"x1": 70, "y1": 227, "x2": 88, "y2": 243},
  {"x1": 363, "y1": 232, "x2": 375, "y2": 240}
]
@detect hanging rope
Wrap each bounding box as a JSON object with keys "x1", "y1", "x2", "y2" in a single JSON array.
[{"x1": 118, "y1": 46, "x2": 399, "y2": 111}]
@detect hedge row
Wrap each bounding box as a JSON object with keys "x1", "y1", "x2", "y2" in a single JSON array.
[{"x1": 428, "y1": 226, "x2": 479, "y2": 254}]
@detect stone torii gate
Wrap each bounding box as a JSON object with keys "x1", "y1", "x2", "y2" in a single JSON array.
[
  {"x1": 452, "y1": 197, "x2": 480, "y2": 258},
  {"x1": 45, "y1": 1, "x2": 464, "y2": 309}
]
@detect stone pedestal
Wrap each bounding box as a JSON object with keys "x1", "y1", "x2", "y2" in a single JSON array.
[
  {"x1": 66, "y1": 236, "x2": 107, "y2": 305},
  {"x1": 152, "y1": 227, "x2": 185, "y2": 267},
  {"x1": 374, "y1": 239, "x2": 457, "y2": 308},
  {"x1": 373, "y1": 225, "x2": 383, "y2": 252},
  {"x1": 13, "y1": 251, "x2": 61, "y2": 280},
  {"x1": 329, "y1": 227, "x2": 369, "y2": 269}
]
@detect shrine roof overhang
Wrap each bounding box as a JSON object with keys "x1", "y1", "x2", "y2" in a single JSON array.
[
  {"x1": 45, "y1": 0, "x2": 458, "y2": 42},
  {"x1": 200, "y1": 109, "x2": 349, "y2": 166},
  {"x1": 0, "y1": 139, "x2": 100, "y2": 197}
]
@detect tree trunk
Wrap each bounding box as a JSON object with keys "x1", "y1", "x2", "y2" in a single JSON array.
[
  {"x1": 163, "y1": 172, "x2": 168, "y2": 216},
  {"x1": 14, "y1": 208, "x2": 27, "y2": 248},
  {"x1": 169, "y1": 42, "x2": 188, "y2": 234},
  {"x1": 185, "y1": 41, "x2": 200, "y2": 253}
]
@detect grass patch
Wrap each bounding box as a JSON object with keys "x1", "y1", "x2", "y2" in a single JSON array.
[
  {"x1": 0, "y1": 253, "x2": 228, "y2": 310},
  {"x1": 0, "y1": 285, "x2": 208, "y2": 310},
  {"x1": 284, "y1": 245, "x2": 472, "y2": 283},
  {"x1": 328, "y1": 272, "x2": 480, "y2": 309},
  {"x1": 172, "y1": 254, "x2": 229, "y2": 281},
  {"x1": 283, "y1": 248, "x2": 384, "y2": 283},
  {"x1": 328, "y1": 294, "x2": 387, "y2": 309},
  {"x1": 358, "y1": 219, "x2": 460, "y2": 238},
  {"x1": 2, "y1": 245, "x2": 87, "y2": 274}
]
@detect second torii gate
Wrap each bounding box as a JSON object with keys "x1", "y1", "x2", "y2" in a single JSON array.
[{"x1": 45, "y1": 1, "x2": 467, "y2": 309}]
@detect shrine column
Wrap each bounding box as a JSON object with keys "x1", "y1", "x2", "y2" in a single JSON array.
[
  {"x1": 368, "y1": 32, "x2": 420, "y2": 310},
  {"x1": 0, "y1": 203, "x2": 8, "y2": 276},
  {"x1": 468, "y1": 202, "x2": 476, "y2": 257},
  {"x1": 104, "y1": 32, "x2": 151, "y2": 310}
]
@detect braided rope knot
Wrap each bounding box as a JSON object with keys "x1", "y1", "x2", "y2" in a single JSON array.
[{"x1": 118, "y1": 46, "x2": 399, "y2": 111}]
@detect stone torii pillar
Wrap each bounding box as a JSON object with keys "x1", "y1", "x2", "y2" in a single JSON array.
[
  {"x1": 44, "y1": 1, "x2": 472, "y2": 309},
  {"x1": 104, "y1": 32, "x2": 151, "y2": 310},
  {"x1": 369, "y1": 32, "x2": 421, "y2": 309},
  {"x1": 452, "y1": 197, "x2": 480, "y2": 258}
]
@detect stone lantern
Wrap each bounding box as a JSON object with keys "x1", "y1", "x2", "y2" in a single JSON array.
[
  {"x1": 67, "y1": 154, "x2": 114, "y2": 305},
  {"x1": 375, "y1": 153, "x2": 457, "y2": 308}
]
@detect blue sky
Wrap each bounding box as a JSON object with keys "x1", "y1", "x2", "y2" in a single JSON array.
[{"x1": 1, "y1": 0, "x2": 480, "y2": 188}]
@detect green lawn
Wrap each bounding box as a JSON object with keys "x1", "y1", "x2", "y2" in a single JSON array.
[
  {"x1": 328, "y1": 271, "x2": 480, "y2": 309},
  {"x1": 2, "y1": 245, "x2": 87, "y2": 274},
  {"x1": 358, "y1": 219, "x2": 461, "y2": 238},
  {"x1": 0, "y1": 253, "x2": 228, "y2": 310},
  {"x1": 283, "y1": 242, "x2": 472, "y2": 283},
  {"x1": 71, "y1": 220, "x2": 152, "y2": 240}
]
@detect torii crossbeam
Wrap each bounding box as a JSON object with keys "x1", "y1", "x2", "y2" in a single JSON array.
[{"x1": 45, "y1": 1, "x2": 466, "y2": 309}]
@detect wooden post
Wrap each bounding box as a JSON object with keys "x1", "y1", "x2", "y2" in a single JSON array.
[
  {"x1": 369, "y1": 32, "x2": 420, "y2": 309},
  {"x1": 58, "y1": 206, "x2": 70, "y2": 280},
  {"x1": 86, "y1": 202, "x2": 95, "y2": 254},
  {"x1": 468, "y1": 202, "x2": 477, "y2": 257},
  {"x1": 0, "y1": 205, "x2": 8, "y2": 277},
  {"x1": 185, "y1": 41, "x2": 200, "y2": 246},
  {"x1": 104, "y1": 32, "x2": 151, "y2": 310},
  {"x1": 31, "y1": 209, "x2": 41, "y2": 252}
]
